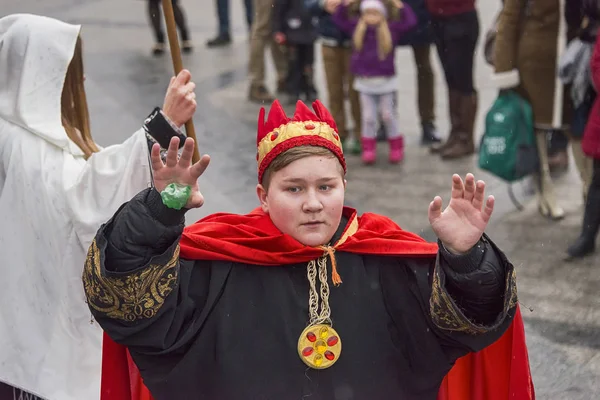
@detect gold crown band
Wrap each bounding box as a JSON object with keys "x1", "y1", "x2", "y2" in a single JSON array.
[{"x1": 257, "y1": 121, "x2": 342, "y2": 167}]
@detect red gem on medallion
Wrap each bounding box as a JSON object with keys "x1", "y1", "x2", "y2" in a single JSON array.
[
  {"x1": 302, "y1": 347, "x2": 314, "y2": 357},
  {"x1": 327, "y1": 336, "x2": 338, "y2": 346},
  {"x1": 324, "y1": 351, "x2": 335, "y2": 361},
  {"x1": 305, "y1": 123, "x2": 315, "y2": 130},
  {"x1": 307, "y1": 332, "x2": 316, "y2": 342},
  {"x1": 270, "y1": 132, "x2": 279, "y2": 141}
]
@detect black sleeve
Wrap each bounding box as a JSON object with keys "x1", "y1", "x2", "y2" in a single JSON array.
[
  {"x1": 408, "y1": 234, "x2": 518, "y2": 358},
  {"x1": 436, "y1": 236, "x2": 506, "y2": 325},
  {"x1": 143, "y1": 107, "x2": 187, "y2": 153},
  {"x1": 82, "y1": 188, "x2": 210, "y2": 356}
]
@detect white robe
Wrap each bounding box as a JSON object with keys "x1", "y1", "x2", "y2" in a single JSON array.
[{"x1": 0, "y1": 14, "x2": 153, "y2": 400}]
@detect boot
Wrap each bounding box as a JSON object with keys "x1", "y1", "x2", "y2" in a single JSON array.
[
  {"x1": 534, "y1": 130, "x2": 565, "y2": 220},
  {"x1": 388, "y1": 136, "x2": 404, "y2": 164},
  {"x1": 570, "y1": 139, "x2": 594, "y2": 202},
  {"x1": 566, "y1": 183, "x2": 600, "y2": 259},
  {"x1": 430, "y1": 90, "x2": 461, "y2": 154},
  {"x1": 440, "y1": 92, "x2": 477, "y2": 159},
  {"x1": 248, "y1": 84, "x2": 275, "y2": 103},
  {"x1": 361, "y1": 137, "x2": 377, "y2": 164},
  {"x1": 421, "y1": 121, "x2": 441, "y2": 145}
]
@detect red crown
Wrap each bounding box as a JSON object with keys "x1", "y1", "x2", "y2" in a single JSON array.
[{"x1": 256, "y1": 99, "x2": 346, "y2": 183}]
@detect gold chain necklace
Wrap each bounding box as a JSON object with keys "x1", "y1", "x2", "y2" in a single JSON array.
[{"x1": 296, "y1": 251, "x2": 342, "y2": 369}]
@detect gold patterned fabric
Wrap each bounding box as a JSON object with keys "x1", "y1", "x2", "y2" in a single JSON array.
[
  {"x1": 83, "y1": 239, "x2": 179, "y2": 322},
  {"x1": 429, "y1": 255, "x2": 518, "y2": 335}
]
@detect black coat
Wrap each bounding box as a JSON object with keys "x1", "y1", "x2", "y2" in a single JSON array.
[
  {"x1": 84, "y1": 188, "x2": 517, "y2": 400},
  {"x1": 274, "y1": 0, "x2": 319, "y2": 45},
  {"x1": 396, "y1": 0, "x2": 434, "y2": 46}
]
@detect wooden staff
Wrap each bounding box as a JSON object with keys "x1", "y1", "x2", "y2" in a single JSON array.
[{"x1": 161, "y1": 0, "x2": 200, "y2": 163}]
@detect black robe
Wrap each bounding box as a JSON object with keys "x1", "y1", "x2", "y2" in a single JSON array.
[{"x1": 83, "y1": 188, "x2": 518, "y2": 400}]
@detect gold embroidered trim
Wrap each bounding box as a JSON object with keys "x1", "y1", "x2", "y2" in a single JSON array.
[
  {"x1": 257, "y1": 121, "x2": 342, "y2": 166},
  {"x1": 429, "y1": 256, "x2": 518, "y2": 335},
  {"x1": 83, "y1": 239, "x2": 179, "y2": 322}
]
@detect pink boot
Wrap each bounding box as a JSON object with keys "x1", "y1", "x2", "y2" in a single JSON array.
[
  {"x1": 361, "y1": 137, "x2": 377, "y2": 164},
  {"x1": 388, "y1": 136, "x2": 404, "y2": 163}
]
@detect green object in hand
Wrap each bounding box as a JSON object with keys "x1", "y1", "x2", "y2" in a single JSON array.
[{"x1": 160, "y1": 183, "x2": 192, "y2": 210}]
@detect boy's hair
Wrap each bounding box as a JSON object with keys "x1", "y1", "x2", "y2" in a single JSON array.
[{"x1": 261, "y1": 146, "x2": 345, "y2": 191}]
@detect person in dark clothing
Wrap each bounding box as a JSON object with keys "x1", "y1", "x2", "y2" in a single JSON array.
[
  {"x1": 273, "y1": 0, "x2": 319, "y2": 102},
  {"x1": 83, "y1": 100, "x2": 534, "y2": 400},
  {"x1": 567, "y1": 2, "x2": 600, "y2": 259},
  {"x1": 396, "y1": 0, "x2": 441, "y2": 145},
  {"x1": 426, "y1": 0, "x2": 479, "y2": 159},
  {"x1": 206, "y1": 0, "x2": 253, "y2": 47},
  {"x1": 147, "y1": 0, "x2": 193, "y2": 55}
]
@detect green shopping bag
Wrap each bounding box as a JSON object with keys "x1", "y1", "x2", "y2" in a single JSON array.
[{"x1": 478, "y1": 90, "x2": 538, "y2": 182}]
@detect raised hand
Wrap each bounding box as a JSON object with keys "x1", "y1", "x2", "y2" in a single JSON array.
[
  {"x1": 151, "y1": 137, "x2": 211, "y2": 209},
  {"x1": 162, "y1": 69, "x2": 196, "y2": 128},
  {"x1": 428, "y1": 173, "x2": 494, "y2": 254}
]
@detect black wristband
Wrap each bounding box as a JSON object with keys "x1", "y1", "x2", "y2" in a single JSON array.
[{"x1": 144, "y1": 107, "x2": 186, "y2": 149}]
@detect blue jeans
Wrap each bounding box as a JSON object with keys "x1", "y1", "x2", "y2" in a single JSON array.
[{"x1": 216, "y1": 0, "x2": 253, "y2": 35}]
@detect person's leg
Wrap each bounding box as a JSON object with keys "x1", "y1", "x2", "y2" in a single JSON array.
[
  {"x1": 244, "y1": 0, "x2": 253, "y2": 31},
  {"x1": 343, "y1": 46, "x2": 361, "y2": 153},
  {"x1": 439, "y1": 10, "x2": 479, "y2": 159},
  {"x1": 172, "y1": 0, "x2": 192, "y2": 51},
  {"x1": 322, "y1": 45, "x2": 347, "y2": 139},
  {"x1": 570, "y1": 137, "x2": 594, "y2": 201},
  {"x1": 379, "y1": 92, "x2": 403, "y2": 163},
  {"x1": 567, "y1": 158, "x2": 600, "y2": 258},
  {"x1": 359, "y1": 93, "x2": 379, "y2": 164},
  {"x1": 207, "y1": 0, "x2": 232, "y2": 47},
  {"x1": 534, "y1": 128, "x2": 566, "y2": 220},
  {"x1": 248, "y1": 0, "x2": 277, "y2": 101},
  {"x1": 429, "y1": 15, "x2": 458, "y2": 153},
  {"x1": 147, "y1": 0, "x2": 166, "y2": 54},
  {"x1": 303, "y1": 43, "x2": 318, "y2": 102},
  {"x1": 287, "y1": 45, "x2": 303, "y2": 102},
  {"x1": 412, "y1": 44, "x2": 440, "y2": 145}
]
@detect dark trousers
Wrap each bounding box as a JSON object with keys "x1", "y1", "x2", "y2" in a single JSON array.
[
  {"x1": 216, "y1": 0, "x2": 253, "y2": 35},
  {"x1": 148, "y1": 0, "x2": 190, "y2": 43},
  {"x1": 286, "y1": 43, "x2": 315, "y2": 96},
  {"x1": 431, "y1": 10, "x2": 479, "y2": 94}
]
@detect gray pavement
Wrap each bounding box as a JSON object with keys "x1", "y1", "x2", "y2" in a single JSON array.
[{"x1": 3, "y1": 0, "x2": 600, "y2": 398}]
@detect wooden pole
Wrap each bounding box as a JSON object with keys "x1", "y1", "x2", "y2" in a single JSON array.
[{"x1": 161, "y1": 0, "x2": 200, "y2": 163}]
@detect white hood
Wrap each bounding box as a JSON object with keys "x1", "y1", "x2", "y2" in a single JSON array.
[
  {"x1": 0, "y1": 13, "x2": 84, "y2": 155},
  {"x1": 0, "y1": 13, "x2": 153, "y2": 400}
]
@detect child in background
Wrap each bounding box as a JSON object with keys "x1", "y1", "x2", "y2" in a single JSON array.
[
  {"x1": 333, "y1": 0, "x2": 416, "y2": 164},
  {"x1": 274, "y1": 0, "x2": 319, "y2": 103},
  {"x1": 306, "y1": 0, "x2": 362, "y2": 154}
]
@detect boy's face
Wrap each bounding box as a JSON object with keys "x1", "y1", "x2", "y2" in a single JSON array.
[{"x1": 257, "y1": 155, "x2": 346, "y2": 247}]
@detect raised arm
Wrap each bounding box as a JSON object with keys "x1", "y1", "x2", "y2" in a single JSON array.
[
  {"x1": 388, "y1": 2, "x2": 418, "y2": 37},
  {"x1": 332, "y1": 3, "x2": 359, "y2": 36},
  {"x1": 82, "y1": 137, "x2": 212, "y2": 353},
  {"x1": 65, "y1": 70, "x2": 197, "y2": 249}
]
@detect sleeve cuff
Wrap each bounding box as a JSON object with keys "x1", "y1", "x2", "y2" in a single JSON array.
[
  {"x1": 146, "y1": 187, "x2": 187, "y2": 227},
  {"x1": 438, "y1": 239, "x2": 486, "y2": 274},
  {"x1": 144, "y1": 107, "x2": 187, "y2": 149}
]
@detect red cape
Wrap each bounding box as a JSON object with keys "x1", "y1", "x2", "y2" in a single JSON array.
[{"x1": 100, "y1": 207, "x2": 534, "y2": 400}]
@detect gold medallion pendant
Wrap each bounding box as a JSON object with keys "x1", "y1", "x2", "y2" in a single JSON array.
[
  {"x1": 297, "y1": 324, "x2": 342, "y2": 369},
  {"x1": 298, "y1": 252, "x2": 342, "y2": 369}
]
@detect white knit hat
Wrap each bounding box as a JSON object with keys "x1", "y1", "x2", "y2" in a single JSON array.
[{"x1": 360, "y1": 0, "x2": 388, "y2": 17}]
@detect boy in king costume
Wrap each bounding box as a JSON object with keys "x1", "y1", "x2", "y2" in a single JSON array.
[{"x1": 84, "y1": 100, "x2": 534, "y2": 399}]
